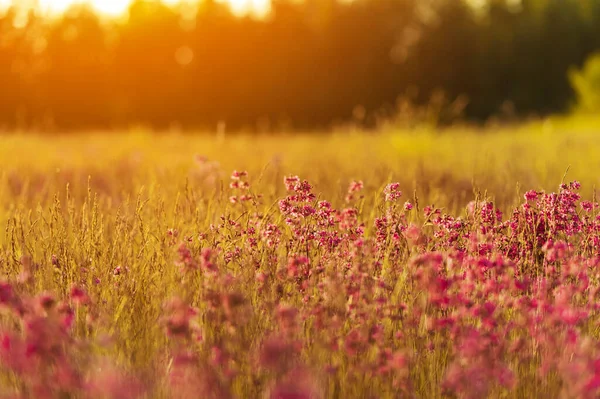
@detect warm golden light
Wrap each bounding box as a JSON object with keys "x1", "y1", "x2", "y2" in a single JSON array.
[
  {"x1": 0, "y1": 0, "x2": 271, "y2": 17},
  {"x1": 223, "y1": 0, "x2": 269, "y2": 16},
  {"x1": 90, "y1": 0, "x2": 130, "y2": 16},
  {"x1": 39, "y1": 0, "x2": 77, "y2": 14}
]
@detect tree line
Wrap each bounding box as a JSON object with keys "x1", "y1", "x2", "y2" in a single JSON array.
[{"x1": 1, "y1": 0, "x2": 600, "y2": 131}]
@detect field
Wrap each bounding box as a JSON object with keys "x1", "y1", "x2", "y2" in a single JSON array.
[{"x1": 1, "y1": 116, "x2": 600, "y2": 398}]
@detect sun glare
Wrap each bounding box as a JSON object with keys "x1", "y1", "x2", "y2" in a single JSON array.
[
  {"x1": 91, "y1": 0, "x2": 130, "y2": 16},
  {"x1": 223, "y1": 0, "x2": 269, "y2": 16},
  {"x1": 0, "y1": 0, "x2": 271, "y2": 17},
  {"x1": 39, "y1": 0, "x2": 76, "y2": 14}
]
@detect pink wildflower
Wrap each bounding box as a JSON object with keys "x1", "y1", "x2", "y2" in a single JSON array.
[{"x1": 384, "y1": 183, "x2": 402, "y2": 202}]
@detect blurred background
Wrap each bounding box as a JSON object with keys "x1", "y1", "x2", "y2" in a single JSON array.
[{"x1": 1, "y1": 0, "x2": 600, "y2": 132}]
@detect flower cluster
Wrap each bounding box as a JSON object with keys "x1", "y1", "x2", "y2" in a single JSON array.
[{"x1": 6, "y1": 173, "x2": 600, "y2": 398}]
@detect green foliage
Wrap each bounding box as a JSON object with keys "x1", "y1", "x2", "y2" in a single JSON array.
[{"x1": 570, "y1": 53, "x2": 600, "y2": 113}]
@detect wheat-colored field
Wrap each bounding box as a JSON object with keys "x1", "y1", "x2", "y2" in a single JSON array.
[{"x1": 0, "y1": 116, "x2": 600, "y2": 398}]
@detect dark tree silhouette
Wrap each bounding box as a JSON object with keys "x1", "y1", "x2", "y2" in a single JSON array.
[{"x1": 1, "y1": 0, "x2": 599, "y2": 131}]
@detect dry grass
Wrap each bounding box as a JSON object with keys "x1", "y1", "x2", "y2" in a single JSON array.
[{"x1": 0, "y1": 116, "x2": 599, "y2": 398}]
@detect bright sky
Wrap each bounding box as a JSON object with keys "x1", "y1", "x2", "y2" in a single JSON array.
[{"x1": 0, "y1": 0, "x2": 271, "y2": 17}]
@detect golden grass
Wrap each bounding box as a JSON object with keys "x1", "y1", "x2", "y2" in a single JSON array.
[{"x1": 0, "y1": 115, "x2": 599, "y2": 397}]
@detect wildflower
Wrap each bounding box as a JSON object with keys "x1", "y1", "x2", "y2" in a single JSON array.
[
  {"x1": 163, "y1": 297, "x2": 194, "y2": 338},
  {"x1": 0, "y1": 282, "x2": 13, "y2": 305},
  {"x1": 424, "y1": 205, "x2": 436, "y2": 217},
  {"x1": 384, "y1": 183, "x2": 402, "y2": 202},
  {"x1": 58, "y1": 303, "x2": 75, "y2": 329},
  {"x1": 581, "y1": 201, "x2": 594, "y2": 212},
  {"x1": 404, "y1": 224, "x2": 422, "y2": 245},
  {"x1": 344, "y1": 329, "x2": 366, "y2": 356},
  {"x1": 38, "y1": 292, "x2": 55, "y2": 310},
  {"x1": 262, "y1": 224, "x2": 281, "y2": 248},
  {"x1": 276, "y1": 304, "x2": 299, "y2": 332},
  {"x1": 177, "y1": 243, "x2": 198, "y2": 272},
  {"x1": 284, "y1": 176, "x2": 300, "y2": 191},
  {"x1": 200, "y1": 248, "x2": 218, "y2": 273},
  {"x1": 70, "y1": 285, "x2": 89, "y2": 305},
  {"x1": 524, "y1": 190, "x2": 538, "y2": 201},
  {"x1": 258, "y1": 336, "x2": 299, "y2": 370},
  {"x1": 345, "y1": 180, "x2": 364, "y2": 203},
  {"x1": 286, "y1": 256, "x2": 309, "y2": 279},
  {"x1": 222, "y1": 292, "x2": 246, "y2": 319},
  {"x1": 167, "y1": 228, "x2": 179, "y2": 237},
  {"x1": 231, "y1": 170, "x2": 248, "y2": 180}
]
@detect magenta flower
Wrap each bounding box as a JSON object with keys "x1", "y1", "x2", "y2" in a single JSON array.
[
  {"x1": 231, "y1": 170, "x2": 248, "y2": 180},
  {"x1": 384, "y1": 183, "x2": 402, "y2": 202},
  {"x1": 70, "y1": 285, "x2": 89, "y2": 305},
  {"x1": 524, "y1": 190, "x2": 538, "y2": 201},
  {"x1": 0, "y1": 281, "x2": 13, "y2": 306}
]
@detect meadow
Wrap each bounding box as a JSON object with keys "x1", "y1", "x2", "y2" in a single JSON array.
[{"x1": 1, "y1": 116, "x2": 600, "y2": 398}]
